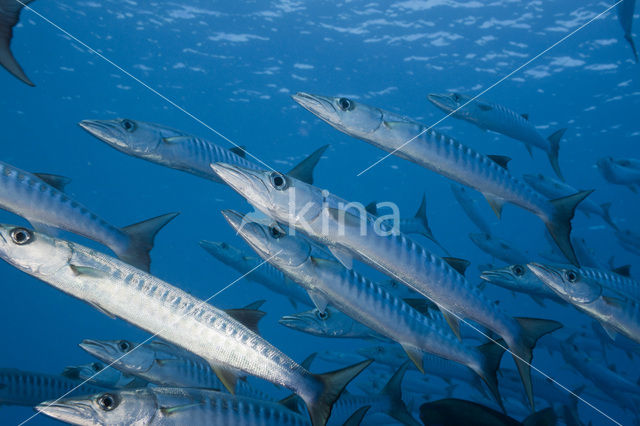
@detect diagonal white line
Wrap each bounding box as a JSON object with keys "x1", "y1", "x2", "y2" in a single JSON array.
[
  {"x1": 14, "y1": 0, "x2": 276, "y2": 173},
  {"x1": 356, "y1": 0, "x2": 623, "y2": 176},
  {"x1": 19, "y1": 250, "x2": 282, "y2": 426},
  {"x1": 354, "y1": 249, "x2": 622, "y2": 425}
]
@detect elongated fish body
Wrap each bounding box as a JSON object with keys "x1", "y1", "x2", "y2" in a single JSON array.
[
  {"x1": 427, "y1": 93, "x2": 567, "y2": 180},
  {"x1": 212, "y1": 162, "x2": 563, "y2": 410},
  {"x1": 580, "y1": 267, "x2": 640, "y2": 302},
  {"x1": 291, "y1": 92, "x2": 589, "y2": 267},
  {"x1": 597, "y1": 156, "x2": 640, "y2": 190},
  {"x1": 480, "y1": 264, "x2": 564, "y2": 306},
  {"x1": 0, "y1": 368, "x2": 106, "y2": 407},
  {"x1": 37, "y1": 387, "x2": 310, "y2": 426},
  {"x1": 200, "y1": 240, "x2": 312, "y2": 308},
  {"x1": 279, "y1": 306, "x2": 389, "y2": 341},
  {"x1": 63, "y1": 362, "x2": 145, "y2": 389},
  {"x1": 0, "y1": 225, "x2": 370, "y2": 426},
  {"x1": 0, "y1": 161, "x2": 177, "y2": 271},
  {"x1": 79, "y1": 119, "x2": 328, "y2": 186},
  {"x1": 223, "y1": 209, "x2": 503, "y2": 403},
  {"x1": 0, "y1": 0, "x2": 34, "y2": 86},
  {"x1": 529, "y1": 263, "x2": 640, "y2": 344},
  {"x1": 523, "y1": 173, "x2": 616, "y2": 228},
  {"x1": 469, "y1": 233, "x2": 528, "y2": 265},
  {"x1": 450, "y1": 184, "x2": 492, "y2": 235},
  {"x1": 617, "y1": 0, "x2": 639, "y2": 62}
]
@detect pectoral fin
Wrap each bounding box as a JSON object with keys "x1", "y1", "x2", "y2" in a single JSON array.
[
  {"x1": 483, "y1": 194, "x2": 505, "y2": 219},
  {"x1": 599, "y1": 321, "x2": 618, "y2": 341},
  {"x1": 88, "y1": 301, "x2": 116, "y2": 319},
  {"x1": 210, "y1": 364, "x2": 238, "y2": 394},
  {"x1": 307, "y1": 290, "x2": 329, "y2": 313},
  {"x1": 160, "y1": 403, "x2": 203, "y2": 416},
  {"x1": 69, "y1": 264, "x2": 109, "y2": 279},
  {"x1": 439, "y1": 308, "x2": 462, "y2": 341},
  {"x1": 401, "y1": 344, "x2": 424, "y2": 373},
  {"x1": 34, "y1": 173, "x2": 72, "y2": 192}
]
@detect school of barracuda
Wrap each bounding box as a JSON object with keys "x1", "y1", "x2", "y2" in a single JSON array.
[{"x1": 1, "y1": 1, "x2": 639, "y2": 425}]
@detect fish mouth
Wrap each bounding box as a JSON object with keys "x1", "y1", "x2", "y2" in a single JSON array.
[
  {"x1": 36, "y1": 400, "x2": 96, "y2": 424},
  {"x1": 278, "y1": 314, "x2": 311, "y2": 329},
  {"x1": 426, "y1": 93, "x2": 457, "y2": 111},
  {"x1": 79, "y1": 339, "x2": 118, "y2": 361},
  {"x1": 210, "y1": 163, "x2": 271, "y2": 205},
  {"x1": 221, "y1": 209, "x2": 273, "y2": 259},
  {"x1": 526, "y1": 263, "x2": 562, "y2": 287},
  {"x1": 291, "y1": 92, "x2": 340, "y2": 124},
  {"x1": 479, "y1": 269, "x2": 515, "y2": 285},
  {"x1": 78, "y1": 119, "x2": 114, "y2": 141}
]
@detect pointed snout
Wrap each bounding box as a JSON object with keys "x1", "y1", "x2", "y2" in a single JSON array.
[{"x1": 220, "y1": 209, "x2": 246, "y2": 234}]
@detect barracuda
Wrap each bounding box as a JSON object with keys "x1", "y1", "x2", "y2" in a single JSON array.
[
  {"x1": 450, "y1": 184, "x2": 493, "y2": 235},
  {"x1": 291, "y1": 92, "x2": 590, "y2": 267},
  {"x1": 223, "y1": 209, "x2": 505, "y2": 407},
  {"x1": 0, "y1": 0, "x2": 34, "y2": 86},
  {"x1": 0, "y1": 225, "x2": 370, "y2": 426},
  {"x1": 0, "y1": 160, "x2": 177, "y2": 272},
  {"x1": 212, "y1": 162, "x2": 562, "y2": 410},
  {"x1": 480, "y1": 264, "x2": 565, "y2": 307},
  {"x1": 37, "y1": 387, "x2": 311, "y2": 426},
  {"x1": 62, "y1": 362, "x2": 146, "y2": 390},
  {"x1": 79, "y1": 118, "x2": 327, "y2": 185},
  {"x1": 529, "y1": 263, "x2": 640, "y2": 345}
]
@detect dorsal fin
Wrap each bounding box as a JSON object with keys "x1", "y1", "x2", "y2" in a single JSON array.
[
  {"x1": 365, "y1": 201, "x2": 378, "y2": 216},
  {"x1": 300, "y1": 352, "x2": 317, "y2": 371},
  {"x1": 229, "y1": 146, "x2": 246, "y2": 158},
  {"x1": 287, "y1": 144, "x2": 329, "y2": 185},
  {"x1": 223, "y1": 308, "x2": 265, "y2": 334},
  {"x1": 612, "y1": 265, "x2": 631, "y2": 278},
  {"x1": 242, "y1": 300, "x2": 266, "y2": 310},
  {"x1": 487, "y1": 155, "x2": 511, "y2": 170},
  {"x1": 278, "y1": 394, "x2": 302, "y2": 414},
  {"x1": 34, "y1": 173, "x2": 72, "y2": 192},
  {"x1": 442, "y1": 257, "x2": 470, "y2": 275}
]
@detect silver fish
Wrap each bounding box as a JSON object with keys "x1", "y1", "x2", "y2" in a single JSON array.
[
  {"x1": 0, "y1": 0, "x2": 34, "y2": 86},
  {"x1": 597, "y1": 156, "x2": 640, "y2": 193},
  {"x1": 199, "y1": 240, "x2": 312, "y2": 308},
  {"x1": 617, "y1": 0, "x2": 638, "y2": 62},
  {"x1": 523, "y1": 173, "x2": 616, "y2": 229},
  {"x1": 79, "y1": 118, "x2": 327, "y2": 185},
  {"x1": 427, "y1": 92, "x2": 566, "y2": 180},
  {"x1": 61, "y1": 362, "x2": 146, "y2": 390},
  {"x1": 364, "y1": 193, "x2": 449, "y2": 255},
  {"x1": 0, "y1": 225, "x2": 370, "y2": 426},
  {"x1": 469, "y1": 233, "x2": 529, "y2": 265},
  {"x1": 528, "y1": 263, "x2": 640, "y2": 344},
  {"x1": 212, "y1": 162, "x2": 562, "y2": 410},
  {"x1": 450, "y1": 184, "x2": 493, "y2": 235},
  {"x1": 291, "y1": 92, "x2": 589, "y2": 267},
  {"x1": 0, "y1": 160, "x2": 177, "y2": 271},
  {"x1": 279, "y1": 306, "x2": 389, "y2": 341},
  {"x1": 223, "y1": 209, "x2": 505, "y2": 406},
  {"x1": 37, "y1": 387, "x2": 310, "y2": 426},
  {"x1": 0, "y1": 368, "x2": 106, "y2": 407},
  {"x1": 480, "y1": 264, "x2": 565, "y2": 307}
]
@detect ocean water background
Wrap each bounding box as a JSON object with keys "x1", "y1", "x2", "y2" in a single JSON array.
[{"x1": 0, "y1": 0, "x2": 638, "y2": 424}]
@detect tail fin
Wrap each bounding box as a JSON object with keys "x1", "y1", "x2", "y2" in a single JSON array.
[
  {"x1": 475, "y1": 340, "x2": 507, "y2": 412},
  {"x1": 413, "y1": 193, "x2": 449, "y2": 255},
  {"x1": 287, "y1": 145, "x2": 329, "y2": 184},
  {"x1": 118, "y1": 212, "x2": 179, "y2": 271},
  {"x1": 546, "y1": 128, "x2": 566, "y2": 181},
  {"x1": 0, "y1": 0, "x2": 35, "y2": 87},
  {"x1": 304, "y1": 360, "x2": 372, "y2": 426},
  {"x1": 545, "y1": 190, "x2": 593, "y2": 266},
  {"x1": 381, "y1": 362, "x2": 421, "y2": 426},
  {"x1": 625, "y1": 34, "x2": 639, "y2": 63},
  {"x1": 342, "y1": 405, "x2": 371, "y2": 426},
  {"x1": 600, "y1": 202, "x2": 618, "y2": 230},
  {"x1": 512, "y1": 318, "x2": 563, "y2": 412}
]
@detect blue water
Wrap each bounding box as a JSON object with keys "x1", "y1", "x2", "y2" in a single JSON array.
[{"x1": 1, "y1": 0, "x2": 639, "y2": 424}]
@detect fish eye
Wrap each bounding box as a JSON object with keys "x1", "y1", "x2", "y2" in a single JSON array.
[
  {"x1": 315, "y1": 310, "x2": 329, "y2": 320},
  {"x1": 452, "y1": 93, "x2": 461, "y2": 102},
  {"x1": 565, "y1": 270, "x2": 578, "y2": 283},
  {"x1": 120, "y1": 119, "x2": 136, "y2": 133},
  {"x1": 338, "y1": 97, "x2": 354, "y2": 111},
  {"x1": 97, "y1": 393, "x2": 119, "y2": 411},
  {"x1": 511, "y1": 265, "x2": 525, "y2": 276},
  {"x1": 269, "y1": 172, "x2": 288, "y2": 191},
  {"x1": 10, "y1": 228, "x2": 33, "y2": 245},
  {"x1": 220, "y1": 242, "x2": 228, "y2": 249},
  {"x1": 118, "y1": 340, "x2": 132, "y2": 352},
  {"x1": 269, "y1": 226, "x2": 285, "y2": 239},
  {"x1": 92, "y1": 363, "x2": 103, "y2": 372}
]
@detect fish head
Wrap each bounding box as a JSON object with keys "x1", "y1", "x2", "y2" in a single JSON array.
[
  {"x1": 79, "y1": 339, "x2": 155, "y2": 373},
  {"x1": 527, "y1": 263, "x2": 602, "y2": 304},
  {"x1": 480, "y1": 264, "x2": 537, "y2": 290},
  {"x1": 79, "y1": 118, "x2": 182, "y2": 157},
  {"x1": 36, "y1": 389, "x2": 157, "y2": 425},
  {"x1": 0, "y1": 225, "x2": 71, "y2": 277},
  {"x1": 199, "y1": 240, "x2": 247, "y2": 264},
  {"x1": 427, "y1": 92, "x2": 470, "y2": 114},
  {"x1": 72, "y1": 362, "x2": 124, "y2": 387},
  {"x1": 279, "y1": 307, "x2": 344, "y2": 336},
  {"x1": 212, "y1": 163, "x2": 324, "y2": 228},
  {"x1": 292, "y1": 92, "x2": 384, "y2": 138},
  {"x1": 221, "y1": 209, "x2": 311, "y2": 267}
]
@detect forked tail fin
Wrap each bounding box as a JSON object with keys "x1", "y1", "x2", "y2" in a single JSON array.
[
  {"x1": 412, "y1": 193, "x2": 449, "y2": 255},
  {"x1": 304, "y1": 359, "x2": 372, "y2": 426},
  {"x1": 547, "y1": 128, "x2": 567, "y2": 181},
  {"x1": 625, "y1": 33, "x2": 639, "y2": 63},
  {"x1": 512, "y1": 317, "x2": 563, "y2": 411},
  {"x1": 475, "y1": 339, "x2": 507, "y2": 413},
  {"x1": 381, "y1": 362, "x2": 421, "y2": 426},
  {"x1": 0, "y1": 0, "x2": 35, "y2": 86},
  {"x1": 545, "y1": 190, "x2": 593, "y2": 266},
  {"x1": 118, "y1": 212, "x2": 180, "y2": 272}
]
